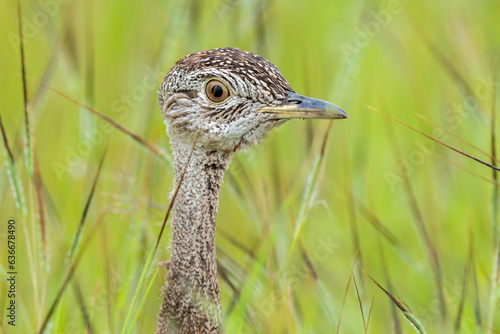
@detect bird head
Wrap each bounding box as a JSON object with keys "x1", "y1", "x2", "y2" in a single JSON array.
[{"x1": 159, "y1": 47, "x2": 347, "y2": 152}]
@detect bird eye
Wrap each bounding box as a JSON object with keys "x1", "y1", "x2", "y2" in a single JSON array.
[{"x1": 205, "y1": 79, "x2": 230, "y2": 103}]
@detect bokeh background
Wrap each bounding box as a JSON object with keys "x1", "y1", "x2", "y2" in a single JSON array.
[{"x1": 1, "y1": 0, "x2": 500, "y2": 332}]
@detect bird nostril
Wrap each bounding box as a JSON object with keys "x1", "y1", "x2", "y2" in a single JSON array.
[{"x1": 288, "y1": 99, "x2": 302, "y2": 105}]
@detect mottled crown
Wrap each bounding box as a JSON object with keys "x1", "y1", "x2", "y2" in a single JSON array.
[{"x1": 158, "y1": 47, "x2": 294, "y2": 108}]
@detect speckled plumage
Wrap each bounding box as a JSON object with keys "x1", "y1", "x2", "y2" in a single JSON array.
[
  {"x1": 156, "y1": 144, "x2": 230, "y2": 334},
  {"x1": 156, "y1": 47, "x2": 346, "y2": 334}
]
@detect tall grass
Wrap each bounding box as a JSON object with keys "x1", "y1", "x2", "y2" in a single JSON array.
[{"x1": 1, "y1": 0, "x2": 499, "y2": 332}]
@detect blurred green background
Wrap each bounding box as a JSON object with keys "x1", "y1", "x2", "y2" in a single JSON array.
[{"x1": 1, "y1": 0, "x2": 500, "y2": 332}]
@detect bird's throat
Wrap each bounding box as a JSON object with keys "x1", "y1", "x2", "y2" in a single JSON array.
[{"x1": 157, "y1": 142, "x2": 234, "y2": 334}]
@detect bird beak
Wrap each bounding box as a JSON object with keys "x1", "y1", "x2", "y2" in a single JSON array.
[{"x1": 257, "y1": 92, "x2": 348, "y2": 120}]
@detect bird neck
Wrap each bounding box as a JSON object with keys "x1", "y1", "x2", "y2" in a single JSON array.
[{"x1": 158, "y1": 140, "x2": 234, "y2": 333}]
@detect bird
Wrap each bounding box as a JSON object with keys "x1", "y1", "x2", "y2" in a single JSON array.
[{"x1": 155, "y1": 47, "x2": 347, "y2": 334}]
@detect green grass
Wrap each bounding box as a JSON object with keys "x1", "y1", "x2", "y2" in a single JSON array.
[{"x1": 1, "y1": 0, "x2": 500, "y2": 333}]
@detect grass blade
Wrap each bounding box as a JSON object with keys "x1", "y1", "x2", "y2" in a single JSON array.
[
  {"x1": 433, "y1": 154, "x2": 500, "y2": 187},
  {"x1": 287, "y1": 127, "x2": 330, "y2": 261},
  {"x1": 33, "y1": 140, "x2": 47, "y2": 265},
  {"x1": 352, "y1": 271, "x2": 367, "y2": 333},
  {"x1": 491, "y1": 60, "x2": 499, "y2": 241},
  {"x1": 34, "y1": 81, "x2": 171, "y2": 164},
  {"x1": 68, "y1": 149, "x2": 107, "y2": 262},
  {"x1": 38, "y1": 222, "x2": 102, "y2": 333},
  {"x1": 38, "y1": 148, "x2": 106, "y2": 333},
  {"x1": 453, "y1": 253, "x2": 470, "y2": 333},
  {"x1": 101, "y1": 224, "x2": 115, "y2": 333},
  {"x1": 470, "y1": 240, "x2": 482, "y2": 329},
  {"x1": 126, "y1": 268, "x2": 159, "y2": 334},
  {"x1": 416, "y1": 113, "x2": 499, "y2": 164},
  {"x1": 385, "y1": 119, "x2": 446, "y2": 319},
  {"x1": 357, "y1": 200, "x2": 404, "y2": 250},
  {"x1": 336, "y1": 251, "x2": 358, "y2": 334},
  {"x1": 0, "y1": 113, "x2": 26, "y2": 216},
  {"x1": 368, "y1": 105, "x2": 500, "y2": 173},
  {"x1": 368, "y1": 275, "x2": 427, "y2": 334},
  {"x1": 409, "y1": 16, "x2": 486, "y2": 118},
  {"x1": 287, "y1": 155, "x2": 320, "y2": 259},
  {"x1": 487, "y1": 61, "x2": 499, "y2": 333},
  {"x1": 366, "y1": 293, "x2": 377, "y2": 333},
  {"x1": 16, "y1": 0, "x2": 51, "y2": 262},
  {"x1": 315, "y1": 280, "x2": 339, "y2": 328},
  {"x1": 73, "y1": 280, "x2": 95, "y2": 334},
  {"x1": 379, "y1": 239, "x2": 402, "y2": 334},
  {"x1": 16, "y1": 0, "x2": 33, "y2": 176},
  {"x1": 344, "y1": 182, "x2": 365, "y2": 291}
]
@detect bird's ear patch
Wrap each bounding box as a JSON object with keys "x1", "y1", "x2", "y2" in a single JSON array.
[{"x1": 233, "y1": 138, "x2": 243, "y2": 152}]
